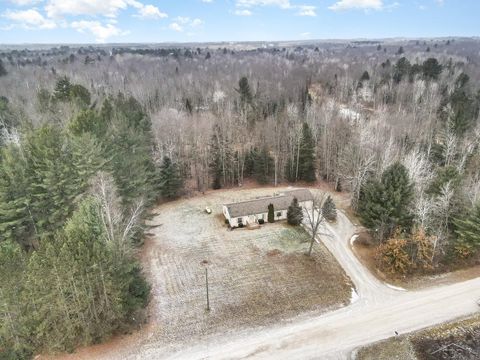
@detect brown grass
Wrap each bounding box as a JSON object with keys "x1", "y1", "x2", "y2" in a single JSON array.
[
  {"x1": 356, "y1": 314, "x2": 480, "y2": 360},
  {"x1": 140, "y1": 187, "x2": 352, "y2": 349},
  {"x1": 351, "y1": 230, "x2": 480, "y2": 290}
]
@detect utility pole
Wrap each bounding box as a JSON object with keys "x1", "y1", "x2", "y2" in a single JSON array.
[{"x1": 201, "y1": 260, "x2": 210, "y2": 311}]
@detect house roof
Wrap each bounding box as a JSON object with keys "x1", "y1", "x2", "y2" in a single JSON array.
[{"x1": 224, "y1": 189, "x2": 313, "y2": 218}]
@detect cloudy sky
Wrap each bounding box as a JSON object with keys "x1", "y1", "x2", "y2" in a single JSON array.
[{"x1": 0, "y1": 0, "x2": 478, "y2": 44}]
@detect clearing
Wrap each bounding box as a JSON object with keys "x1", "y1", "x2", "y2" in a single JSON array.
[
  {"x1": 143, "y1": 187, "x2": 352, "y2": 344},
  {"x1": 52, "y1": 186, "x2": 352, "y2": 359}
]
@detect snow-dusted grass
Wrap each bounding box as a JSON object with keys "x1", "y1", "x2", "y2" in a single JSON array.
[{"x1": 143, "y1": 187, "x2": 352, "y2": 346}]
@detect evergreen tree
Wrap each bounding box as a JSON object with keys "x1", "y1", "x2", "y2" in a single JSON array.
[
  {"x1": 159, "y1": 156, "x2": 183, "y2": 199},
  {"x1": 393, "y1": 57, "x2": 411, "y2": 83},
  {"x1": 268, "y1": 203, "x2": 274, "y2": 223},
  {"x1": 287, "y1": 197, "x2": 303, "y2": 225},
  {"x1": 0, "y1": 144, "x2": 35, "y2": 248},
  {"x1": 360, "y1": 71, "x2": 370, "y2": 82},
  {"x1": 253, "y1": 146, "x2": 273, "y2": 185},
  {"x1": 0, "y1": 59, "x2": 7, "y2": 77},
  {"x1": 237, "y1": 76, "x2": 252, "y2": 106},
  {"x1": 105, "y1": 94, "x2": 158, "y2": 207},
  {"x1": 285, "y1": 156, "x2": 297, "y2": 182},
  {"x1": 358, "y1": 162, "x2": 414, "y2": 241},
  {"x1": 322, "y1": 195, "x2": 337, "y2": 222},
  {"x1": 70, "y1": 84, "x2": 91, "y2": 109},
  {"x1": 209, "y1": 125, "x2": 224, "y2": 189},
  {"x1": 446, "y1": 73, "x2": 480, "y2": 136},
  {"x1": 454, "y1": 203, "x2": 480, "y2": 258},
  {"x1": 298, "y1": 122, "x2": 316, "y2": 182},
  {"x1": 422, "y1": 58, "x2": 442, "y2": 80},
  {"x1": 53, "y1": 76, "x2": 72, "y2": 101},
  {"x1": 24, "y1": 125, "x2": 83, "y2": 238}
]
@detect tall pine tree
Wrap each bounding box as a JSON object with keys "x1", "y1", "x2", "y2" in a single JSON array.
[
  {"x1": 358, "y1": 162, "x2": 414, "y2": 242},
  {"x1": 298, "y1": 122, "x2": 316, "y2": 182},
  {"x1": 159, "y1": 156, "x2": 183, "y2": 199},
  {"x1": 454, "y1": 203, "x2": 480, "y2": 258}
]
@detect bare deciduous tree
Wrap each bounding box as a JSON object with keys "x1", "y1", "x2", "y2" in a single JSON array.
[{"x1": 302, "y1": 192, "x2": 330, "y2": 256}]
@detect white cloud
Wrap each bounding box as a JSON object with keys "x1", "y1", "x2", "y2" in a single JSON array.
[
  {"x1": 202, "y1": 0, "x2": 214, "y2": 2},
  {"x1": 300, "y1": 32, "x2": 312, "y2": 38},
  {"x1": 135, "y1": 4, "x2": 168, "y2": 19},
  {"x1": 235, "y1": 9, "x2": 253, "y2": 16},
  {"x1": 2, "y1": 8, "x2": 56, "y2": 29},
  {"x1": 71, "y1": 20, "x2": 125, "y2": 42},
  {"x1": 46, "y1": 0, "x2": 128, "y2": 18},
  {"x1": 191, "y1": 18, "x2": 204, "y2": 27},
  {"x1": 45, "y1": 0, "x2": 167, "y2": 20},
  {"x1": 175, "y1": 16, "x2": 191, "y2": 24},
  {"x1": 169, "y1": 22, "x2": 183, "y2": 32},
  {"x1": 170, "y1": 17, "x2": 204, "y2": 30},
  {"x1": 8, "y1": 0, "x2": 42, "y2": 5},
  {"x1": 298, "y1": 5, "x2": 316, "y2": 16},
  {"x1": 235, "y1": 0, "x2": 317, "y2": 16},
  {"x1": 329, "y1": 0, "x2": 383, "y2": 11},
  {"x1": 236, "y1": 0, "x2": 292, "y2": 9}
]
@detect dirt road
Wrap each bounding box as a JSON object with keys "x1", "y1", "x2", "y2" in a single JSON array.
[{"x1": 159, "y1": 277, "x2": 479, "y2": 359}]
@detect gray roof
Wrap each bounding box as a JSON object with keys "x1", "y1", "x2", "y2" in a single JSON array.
[
  {"x1": 224, "y1": 189, "x2": 313, "y2": 218},
  {"x1": 283, "y1": 189, "x2": 314, "y2": 203}
]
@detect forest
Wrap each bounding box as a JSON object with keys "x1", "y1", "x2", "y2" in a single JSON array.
[{"x1": 1, "y1": 38, "x2": 480, "y2": 358}]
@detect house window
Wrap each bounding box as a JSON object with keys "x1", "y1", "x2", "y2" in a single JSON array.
[
  {"x1": 276, "y1": 211, "x2": 281, "y2": 217},
  {"x1": 237, "y1": 217, "x2": 243, "y2": 223}
]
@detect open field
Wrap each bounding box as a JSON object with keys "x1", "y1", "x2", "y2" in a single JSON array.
[{"x1": 142, "y1": 186, "x2": 352, "y2": 347}]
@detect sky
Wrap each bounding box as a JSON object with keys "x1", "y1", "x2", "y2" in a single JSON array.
[{"x1": 0, "y1": 0, "x2": 478, "y2": 44}]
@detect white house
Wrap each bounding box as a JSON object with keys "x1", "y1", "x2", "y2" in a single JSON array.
[{"x1": 222, "y1": 189, "x2": 313, "y2": 228}]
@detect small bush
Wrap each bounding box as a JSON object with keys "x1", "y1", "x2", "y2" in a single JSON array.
[
  {"x1": 238, "y1": 223, "x2": 244, "y2": 228},
  {"x1": 258, "y1": 219, "x2": 265, "y2": 224}
]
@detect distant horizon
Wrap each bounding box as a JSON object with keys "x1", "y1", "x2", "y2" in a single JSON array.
[
  {"x1": 0, "y1": 1, "x2": 478, "y2": 44},
  {"x1": 1, "y1": 35, "x2": 479, "y2": 48}
]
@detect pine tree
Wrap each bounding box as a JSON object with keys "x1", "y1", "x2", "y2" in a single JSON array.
[
  {"x1": 209, "y1": 126, "x2": 223, "y2": 189},
  {"x1": 0, "y1": 144, "x2": 36, "y2": 249},
  {"x1": 298, "y1": 122, "x2": 316, "y2": 182},
  {"x1": 159, "y1": 156, "x2": 183, "y2": 199},
  {"x1": 287, "y1": 197, "x2": 303, "y2": 225},
  {"x1": 106, "y1": 94, "x2": 158, "y2": 207},
  {"x1": 322, "y1": 195, "x2": 337, "y2": 222},
  {"x1": 360, "y1": 71, "x2": 370, "y2": 82},
  {"x1": 0, "y1": 59, "x2": 7, "y2": 77},
  {"x1": 422, "y1": 58, "x2": 442, "y2": 80},
  {"x1": 268, "y1": 203, "x2": 274, "y2": 223},
  {"x1": 237, "y1": 76, "x2": 252, "y2": 106},
  {"x1": 24, "y1": 125, "x2": 82, "y2": 237},
  {"x1": 69, "y1": 84, "x2": 91, "y2": 109},
  {"x1": 253, "y1": 146, "x2": 273, "y2": 185},
  {"x1": 454, "y1": 203, "x2": 480, "y2": 258},
  {"x1": 358, "y1": 162, "x2": 414, "y2": 241},
  {"x1": 393, "y1": 57, "x2": 411, "y2": 83},
  {"x1": 53, "y1": 76, "x2": 72, "y2": 101}
]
